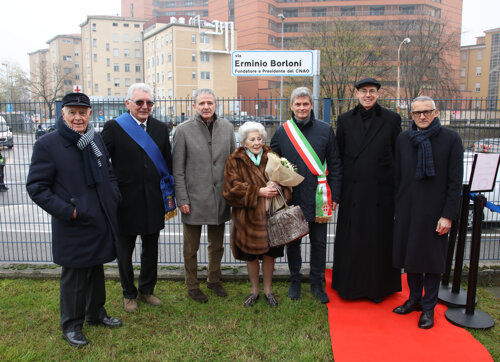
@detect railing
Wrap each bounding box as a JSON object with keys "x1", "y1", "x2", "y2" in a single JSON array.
[{"x1": 0, "y1": 97, "x2": 499, "y2": 264}]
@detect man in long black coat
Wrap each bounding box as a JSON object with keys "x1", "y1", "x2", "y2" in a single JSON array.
[
  {"x1": 101, "y1": 83, "x2": 172, "y2": 313},
  {"x1": 332, "y1": 78, "x2": 402, "y2": 302},
  {"x1": 392, "y1": 96, "x2": 463, "y2": 329},
  {"x1": 27, "y1": 92, "x2": 122, "y2": 347},
  {"x1": 271, "y1": 86, "x2": 342, "y2": 303}
]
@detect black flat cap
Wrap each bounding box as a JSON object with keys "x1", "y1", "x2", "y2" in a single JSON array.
[
  {"x1": 355, "y1": 78, "x2": 381, "y2": 90},
  {"x1": 62, "y1": 92, "x2": 92, "y2": 108}
]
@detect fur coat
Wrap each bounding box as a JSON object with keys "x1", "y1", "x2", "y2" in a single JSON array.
[{"x1": 223, "y1": 146, "x2": 290, "y2": 258}]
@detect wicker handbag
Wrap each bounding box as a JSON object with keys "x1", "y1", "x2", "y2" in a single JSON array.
[{"x1": 267, "y1": 187, "x2": 309, "y2": 247}]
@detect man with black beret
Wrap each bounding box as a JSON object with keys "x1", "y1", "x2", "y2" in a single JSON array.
[
  {"x1": 27, "y1": 92, "x2": 122, "y2": 347},
  {"x1": 332, "y1": 78, "x2": 403, "y2": 302}
]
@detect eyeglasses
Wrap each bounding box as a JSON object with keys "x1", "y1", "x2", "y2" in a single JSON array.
[
  {"x1": 411, "y1": 109, "x2": 435, "y2": 117},
  {"x1": 129, "y1": 99, "x2": 154, "y2": 107},
  {"x1": 358, "y1": 89, "x2": 378, "y2": 96}
]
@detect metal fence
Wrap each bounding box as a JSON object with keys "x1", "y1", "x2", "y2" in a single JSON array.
[{"x1": 0, "y1": 97, "x2": 499, "y2": 265}]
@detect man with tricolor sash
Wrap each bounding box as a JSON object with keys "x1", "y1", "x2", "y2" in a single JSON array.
[{"x1": 271, "y1": 87, "x2": 342, "y2": 303}]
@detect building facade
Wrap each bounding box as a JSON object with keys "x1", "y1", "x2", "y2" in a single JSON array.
[
  {"x1": 461, "y1": 28, "x2": 500, "y2": 110},
  {"x1": 80, "y1": 16, "x2": 147, "y2": 97},
  {"x1": 143, "y1": 16, "x2": 237, "y2": 118},
  {"x1": 122, "y1": 0, "x2": 463, "y2": 98}
]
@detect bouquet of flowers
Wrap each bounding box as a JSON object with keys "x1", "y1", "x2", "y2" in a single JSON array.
[{"x1": 265, "y1": 152, "x2": 304, "y2": 212}]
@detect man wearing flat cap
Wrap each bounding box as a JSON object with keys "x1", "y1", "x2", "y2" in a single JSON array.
[
  {"x1": 332, "y1": 78, "x2": 402, "y2": 302},
  {"x1": 27, "y1": 92, "x2": 122, "y2": 347}
]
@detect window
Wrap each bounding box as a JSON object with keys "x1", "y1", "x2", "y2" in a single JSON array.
[
  {"x1": 63, "y1": 56, "x2": 72, "y2": 61},
  {"x1": 399, "y1": 5, "x2": 415, "y2": 15},
  {"x1": 75, "y1": 49, "x2": 79, "y2": 56},
  {"x1": 135, "y1": 34, "x2": 141, "y2": 42},
  {"x1": 200, "y1": 53, "x2": 210, "y2": 62},
  {"x1": 201, "y1": 71, "x2": 210, "y2": 80},
  {"x1": 114, "y1": 78, "x2": 120, "y2": 86},
  {"x1": 192, "y1": 53, "x2": 196, "y2": 62},
  {"x1": 168, "y1": 89, "x2": 173, "y2": 97},
  {"x1": 134, "y1": 24, "x2": 140, "y2": 28},
  {"x1": 166, "y1": 34, "x2": 169, "y2": 44},
  {"x1": 106, "y1": 43, "x2": 110, "y2": 51},
  {"x1": 114, "y1": 64, "x2": 119, "y2": 72},
  {"x1": 75, "y1": 74, "x2": 80, "y2": 80},
  {"x1": 93, "y1": 39, "x2": 97, "y2": 47},
  {"x1": 475, "y1": 83, "x2": 481, "y2": 92},
  {"x1": 113, "y1": 33, "x2": 119, "y2": 42},
  {"x1": 161, "y1": 54, "x2": 164, "y2": 64},
  {"x1": 312, "y1": 8, "x2": 326, "y2": 17},
  {"x1": 125, "y1": 64, "x2": 130, "y2": 72},
  {"x1": 135, "y1": 64, "x2": 141, "y2": 72},
  {"x1": 124, "y1": 49, "x2": 130, "y2": 57},
  {"x1": 87, "y1": 66, "x2": 90, "y2": 74},
  {"x1": 123, "y1": 34, "x2": 130, "y2": 42},
  {"x1": 94, "y1": 83, "x2": 99, "y2": 92},
  {"x1": 112, "y1": 22, "x2": 118, "y2": 27},
  {"x1": 460, "y1": 84, "x2": 465, "y2": 91},
  {"x1": 461, "y1": 51, "x2": 466, "y2": 62},
  {"x1": 192, "y1": 34, "x2": 196, "y2": 44},
  {"x1": 113, "y1": 48, "x2": 119, "y2": 57},
  {"x1": 108, "y1": 88, "x2": 111, "y2": 96},
  {"x1": 135, "y1": 49, "x2": 141, "y2": 58},
  {"x1": 124, "y1": 23, "x2": 129, "y2": 28},
  {"x1": 192, "y1": 71, "x2": 196, "y2": 79},
  {"x1": 106, "y1": 58, "x2": 110, "y2": 66},
  {"x1": 283, "y1": 8, "x2": 298, "y2": 18},
  {"x1": 200, "y1": 35, "x2": 210, "y2": 44},
  {"x1": 340, "y1": 7, "x2": 355, "y2": 16},
  {"x1": 168, "y1": 71, "x2": 172, "y2": 80},
  {"x1": 86, "y1": 52, "x2": 90, "y2": 59},
  {"x1": 168, "y1": 53, "x2": 172, "y2": 62},
  {"x1": 477, "y1": 50, "x2": 483, "y2": 60},
  {"x1": 93, "y1": 54, "x2": 98, "y2": 62},
  {"x1": 74, "y1": 63, "x2": 79, "y2": 69},
  {"x1": 64, "y1": 68, "x2": 72, "y2": 74},
  {"x1": 92, "y1": 23, "x2": 96, "y2": 32},
  {"x1": 284, "y1": 23, "x2": 298, "y2": 32},
  {"x1": 125, "y1": 78, "x2": 131, "y2": 86},
  {"x1": 107, "y1": 73, "x2": 111, "y2": 81},
  {"x1": 476, "y1": 66, "x2": 482, "y2": 76},
  {"x1": 64, "y1": 80, "x2": 73, "y2": 85},
  {"x1": 460, "y1": 67, "x2": 466, "y2": 77},
  {"x1": 370, "y1": 6, "x2": 385, "y2": 15}
]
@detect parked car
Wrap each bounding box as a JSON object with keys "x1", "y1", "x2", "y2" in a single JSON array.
[
  {"x1": 35, "y1": 122, "x2": 56, "y2": 140},
  {"x1": 0, "y1": 116, "x2": 13, "y2": 148},
  {"x1": 464, "y1": 139, "x2": 500, "y2": 225}
]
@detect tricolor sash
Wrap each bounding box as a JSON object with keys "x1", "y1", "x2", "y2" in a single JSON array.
[
  {"x1": 283, "y1": 119, "x2": 332, "y2": 223},
  {"x1": 115, "y1": 113, "x2": 177, "y2": 221}
]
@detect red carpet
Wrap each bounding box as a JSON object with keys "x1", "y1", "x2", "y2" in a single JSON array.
[{"x1": 325, "y1": 269, "x2": 493, "y2": 362}]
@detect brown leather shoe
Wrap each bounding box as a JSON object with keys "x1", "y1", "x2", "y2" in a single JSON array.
[
  {"x1": 188, "y1": 288, "x2": 208, "y2": 303},
  {"x1": 124, "y1": 298, "x2": 138, "y2": 313},
  {"x1": 207, "y1": 282, "x2": 228, "y2": 297},
  {"x1": 139, "y1": 293, "x2": 162, "y2": 306}
]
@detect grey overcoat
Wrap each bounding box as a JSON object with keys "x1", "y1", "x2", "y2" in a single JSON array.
[{"x1": 172, "y1": 112, "x2": 235, "y2": 225}]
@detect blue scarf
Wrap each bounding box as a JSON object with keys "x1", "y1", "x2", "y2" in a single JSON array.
[
  {"x1": 407, "y1": 117, "x2": 442, "y2": 180},
  {"x1": 245, "y1": 148, "x2": 263, "y2": 166}
]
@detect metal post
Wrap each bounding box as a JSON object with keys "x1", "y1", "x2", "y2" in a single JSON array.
[
  {"x1": 396, "y1": 38, "x2": 410, "y2": 114},
  {"x1": 278, "y1": 14, "x2": 285, "y2": 122}
]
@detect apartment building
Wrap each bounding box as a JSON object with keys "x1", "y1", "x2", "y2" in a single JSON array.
[
  {"x1": 80, "y1": 16, "x2": 147, "y2": 97},
  {"x1": 460, "y1": 28, "x2": 500, "y2": 110},
  {"x1": 143, "y1": 16, "x2": 236, "y2": 102},
  {"x1": 122, "y1": 0, "x2": 463, "y2": 98}
]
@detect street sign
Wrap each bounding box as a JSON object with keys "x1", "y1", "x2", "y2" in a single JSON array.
[
  {"x1": 98, "y1": 116, "x2": 104, "y2": 121},
  {"x1": 6, "y1": 104, "x2": 13, "y2": 113},
  {"x1": 232, "y1": 50, "x2": 317, "y2": 77}
]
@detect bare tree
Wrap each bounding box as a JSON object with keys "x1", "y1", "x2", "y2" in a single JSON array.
[
  {"x1": 0, "y1": 62, "x2": 29, "y2": 103},
  {"x1": 28, "y1": 61, "x2": 70, "y2": 119},
  {"x1": 387, "y1": 17, "x2": 461, "y2": 102},
  {"x1": 291, "y1": 19, "x2": 391, "y2": 116}
]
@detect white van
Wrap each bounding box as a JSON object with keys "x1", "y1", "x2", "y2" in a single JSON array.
[{"x1": 0, "y1": 116, "x2": 13, "y2": 149}]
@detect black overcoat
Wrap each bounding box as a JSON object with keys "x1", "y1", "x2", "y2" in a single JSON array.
[
  {"x1": 270, "y1": 112, "x2": 342, "y2": 222},
  {"x1": 332, "y1": 103, "x2": 402, "y2": 300},
  {"x1": 393, "y1": 123, "x2": 463, "y2": 273},
  {"x1": 101, "y1": 115, "x2": 172, "y2": 235},
  {"x1": 26, "y1": 128, "x2": 120, "y2": 268}
]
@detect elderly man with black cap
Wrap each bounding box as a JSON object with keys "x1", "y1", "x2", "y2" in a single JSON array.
[
  {"x1": 332, "y1": 78, "x2": 402, "y2": 302},
  {"x1": 27, "y1": 92, "x2": 122, "y2": 347}
]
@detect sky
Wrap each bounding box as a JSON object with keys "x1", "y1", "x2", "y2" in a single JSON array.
[{"x1": 0, "y1": 0, "x2": 499, "y2": 73}]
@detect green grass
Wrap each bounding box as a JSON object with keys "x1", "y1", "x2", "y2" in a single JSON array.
[{"x1": 0, "y1": 279, "x2": 498, "y2": 361}]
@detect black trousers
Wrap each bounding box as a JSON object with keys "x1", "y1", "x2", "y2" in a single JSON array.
[
  {"x1": 407, "y1": 272, "x2": 441, "y2": 311},
  {"x1": 60, "y1": 265, "x2": 107, "y2": 333},
  {"x1": 117, "y1": 232, "x2": 159, "y2": 299},
  {"x1": 0, "y1": 164, "x2": 5, "y2": 187},
  {"x1": 286, "y1": 222, "x2": 327, "y2": 285}
]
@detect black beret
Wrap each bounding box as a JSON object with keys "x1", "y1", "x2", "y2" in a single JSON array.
[
  {"x1": 62, "y1": 92, "x2": 92, "y2": 108},
  {"x1": 355, "y1": 78, "x2": 381, "y2": 90}
]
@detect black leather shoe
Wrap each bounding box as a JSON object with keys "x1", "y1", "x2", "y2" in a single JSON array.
[
  {"x1": 288, "y1": 280, "x2": 301, "y2": 300},
  {"x1": 62, "y1": 330, "x2": 88, "y2": 347},
  {"x1": 87, "y1": 316, "x2": 123, "y2": 328},
  {"x1": 393, "y1": 299, "x2": 423, "y2": 315},
  {"x1": 310, "y1": 284, "x2": 330, "y2": 304},
  {"x1": 244, "y1": 293, "x2": 259, "y2": 307},
  {"x1": 264, "y1": 293, "x2": 278, "y2": 307},
  {"x1": 418, "y1": 310, "x2": 434, "y2": 329}
]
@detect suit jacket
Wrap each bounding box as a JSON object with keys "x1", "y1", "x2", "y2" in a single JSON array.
[
  {"x1": 101, "y1": 114, "x2": 172, "y2": 235},
  {"x1": 26, "y1": 125, "x2": 120, "y2": 268}
]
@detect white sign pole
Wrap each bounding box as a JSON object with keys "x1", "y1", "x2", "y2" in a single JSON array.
[{"x1": 312, "y1": 50, "x2": 321, "y2": 120}]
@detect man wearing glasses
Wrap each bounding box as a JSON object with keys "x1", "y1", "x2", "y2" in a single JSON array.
[
  {"x1": 392, "y1": 96, "x2": 463, "y2": 329},
  {"x1": 102, "y1": 83, "x2": 173, "y2": 313},
  {"x1": 332, "y1": 78, "x2": 402, "y2": 303}
]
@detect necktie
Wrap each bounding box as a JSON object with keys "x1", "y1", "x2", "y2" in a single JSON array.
[{"x1": 140, "y1": 123, "x2": 146, "y2": 131}]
